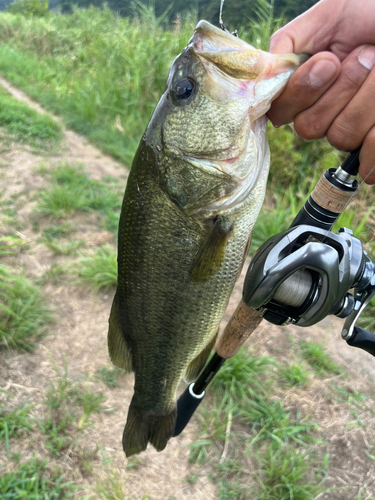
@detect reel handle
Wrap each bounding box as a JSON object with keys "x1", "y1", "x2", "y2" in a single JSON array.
[{"x1": 346, "y1": 327, "x2": 375, "y2": 357}]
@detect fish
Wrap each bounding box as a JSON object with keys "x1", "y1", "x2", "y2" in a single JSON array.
[{"x1": 108, "y1": 20, "x2": 306, "y2": 457}]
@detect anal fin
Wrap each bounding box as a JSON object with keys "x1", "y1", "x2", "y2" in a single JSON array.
[
  {"x1": 108, "y1": 294, "x2": 133, "y2": 373},
  {"x1": 184, "y1": 331, "x2": 218, "y2": 384}
]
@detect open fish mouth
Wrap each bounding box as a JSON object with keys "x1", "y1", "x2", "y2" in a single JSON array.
[{"x1": 189, "y1": 20, "x2": 305, "y2": 82}]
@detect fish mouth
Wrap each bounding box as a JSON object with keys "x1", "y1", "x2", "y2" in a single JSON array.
[{"x1": 189, "y1": 20, "x2": 306, "y2": 82}]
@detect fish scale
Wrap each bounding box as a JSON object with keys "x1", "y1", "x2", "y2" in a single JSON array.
[{"x1": 108, "y1": 20, "x2": 306, "y2": 457}]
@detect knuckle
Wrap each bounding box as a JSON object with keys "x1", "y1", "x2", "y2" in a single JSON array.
[
  {"x1": 294, "y1": 113, "x2": 325, "y2": 141},
  {"x1": 340, "y1": 66, "x2": 366, "y2": 91},
  {"x1": 326, "y1": 119, "x2": 359, "y2": 150}
]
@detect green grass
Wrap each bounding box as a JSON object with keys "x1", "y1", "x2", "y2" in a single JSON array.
[
  {"x1": 0, "y1": 263, "x2": 53, "y2": 351},
  {"x1": 253, "y1": 443, "x2": 328, "y2": 500},
  {"x1": 279, "y1": 363, "x2": 309, "y2": 387},
  {"x1": 0, "y1": 85, "x2": 62, "y2": 150},
  {"x1": 76, "y1": 244, "x2": 117, "y2": 290},
  {"x1": 43, "y1": 237, "x2": 85, "y2": 255},
  {"x1": 36, "y1": 163, "x2": 122, "y2": 228},
  {"x1": 0, "y1": 399, "x2": 34, "y2": 454},
  {"x1": 95, "y1": 366, "x2": 123, "y2": 388},
  {"x1": 299, "y1": 341, "x2": 342, "y2": 376},
  {"x1": 0, "y1": 458, "x2": 78, "y2": 499},
  {"x1": 42, "y1": 361, "x2": 106, "y2": 456},
  {"x1": 189, "y1": 349, "x2": 324, "y2": 496}
]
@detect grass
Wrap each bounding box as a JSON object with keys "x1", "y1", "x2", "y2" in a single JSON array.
[
  {"x1": 279, "y1": 363, "x2": 309, "y2": 387},
  {"x1": 95, "y1": 366, "x2": 123, "y2": 388},
  {"x1": 0, "y1": 263, "x2": 53, "y2": 351},
  {"x1": 97, "y1": 468, "x2": 149, "y2": 500},
  {"x1": 43, "y1": 237, "x2": 85, "y2": 255},
  {"x1": 253, "y1": 443, "x2": 328, "y2": 500},
  {"x1": 0, "y1": 84, "x2": 62, "y2": 150},
  {"x1": 0, "y1": 399, "x2": 34, "y2": 455},
  {"x1": 189, "y1": 349, "x2": 325, "y2": 496},
  {"x1": 76, "y1": 244, "x2": 117, "y2": 290},
  {"x1": 36, "y1": 162, "x2": 122, "y2": 228},
  {"x1": 0, "y1": 457, "x2": 78, "y2": 499},
  {"x1": 40, "y1": 361, "x2": 106, "y2": 458},
  {"x1": 0, "y1": 7, "x2": 193, "y2": 164},
  {"x1": 299, "y1": 341, "x2": 342, "y2": 376}
]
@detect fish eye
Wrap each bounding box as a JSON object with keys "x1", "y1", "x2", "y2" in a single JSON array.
[{"x1": 171, "y1": 78, "x2": 196, "y2": 104}]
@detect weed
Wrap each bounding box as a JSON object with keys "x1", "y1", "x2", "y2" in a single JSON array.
[
  {"x1": 76, "y1": 244, "x2": 117, "y2": 290},
  {"x1": 74, "y1": 383, "x2": 106, "y2": 426},
  {"x1": 35, "y1": 163, "x2": 121, "y2": 228},
  {"x1": 42, "y1": 223, "x2": 76, "y2": 239},
  {"x1": 0, "y1": 457, "x2": 78, "y2": 499},
  {"x1": 330, "y1": 383, "x2": 374, "y2": 427},
  {"x1": 40, "y1": 412, "x2": 77, "y2": 456},
  {"x1": 43, "y1": 237, "x2": 85, "y2": 255},
  {"x1": 243, "y1": 395, "x2": 318, "y2": 448},
  {"x1": 95, "y1": 366, "x2": 122, "y2": 388},
  {"x1": 0, "y1": 264, "x2": 53, "y2": 351},
  {"x1": 42, "y1": 361, "x2": 105, "y2": 456},
  {"x1": 252, "y1": 443, "x2": 328, "y2": 500},
  {"x1": 186, "y1": 473, "x2": 199, "y2": 485},
  {"x1": 211, "y1": 349, "x2": 275, "y2": 400},
  {"x1": 299, "y1": 341, "x2": 342, "y2": 375},
  {"x1": 0, "y1": 236, "x2": 24, "y2": 257},
  {"x1": 0, "y1": 399, "x2": 34, "y2": 454},
  {"x1": 41, "y1": 262, "x2": 67, "y2": 284},
  {"x1": 279, "y1": 363, "x2": 309, "y2": 387},
  {"x1": 97, "y1": 469, "x2": 146, "y2": 500}
]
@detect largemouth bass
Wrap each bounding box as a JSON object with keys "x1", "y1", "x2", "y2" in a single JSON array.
[{"x1": 108, "y1": 21, "x2": 306, "y2": 457}]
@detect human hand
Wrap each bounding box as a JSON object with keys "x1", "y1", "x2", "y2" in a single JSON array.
[{"x1": 267, "y1": 0, "x2": 375, "y2": 183}]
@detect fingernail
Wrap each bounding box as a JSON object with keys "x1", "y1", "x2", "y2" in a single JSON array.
[
  {"x1": 358, "y1": 46, "x2": 375, "y2": 70},
  {"x1": 308, "y1": 59, "x2": 337, "y2": 87}
]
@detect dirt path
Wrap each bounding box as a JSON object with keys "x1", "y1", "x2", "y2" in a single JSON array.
[{"x1": 1, "y1": 76, "x2": 375, "y2": 499}]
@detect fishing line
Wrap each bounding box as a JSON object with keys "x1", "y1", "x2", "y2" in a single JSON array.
[
  {"x1": 219, "y1": 0, "x2": 237, "y2": 36},
  {"x1": 219, "y1": 0, "x2": 226, "y2": 31}
]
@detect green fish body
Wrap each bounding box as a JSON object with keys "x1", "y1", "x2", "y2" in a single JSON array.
[{"x1": 108, "y1": 21, "x2": 305, "y2": 457}]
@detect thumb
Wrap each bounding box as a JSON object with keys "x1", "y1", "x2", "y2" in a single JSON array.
[{"x1": 269, "y1": 0, "x2": 344, "y2": 55}]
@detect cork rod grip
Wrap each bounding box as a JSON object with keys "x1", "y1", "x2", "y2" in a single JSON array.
[
  {"x1": 215, "y1": 300, "x2": 263, "y2": 359},
  {"x1": 311, "y1": 175, "x2": 352, "y2": 213}
]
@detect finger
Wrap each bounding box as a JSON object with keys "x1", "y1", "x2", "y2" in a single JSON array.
[
  {"x1": 359, "y1": 126, "x2": 375, "y2": 184},
  {"x1": 325, "y1": 48, "x2": 375, "y2": 151},
  {"x1": 293, "y1": 45, "x2": 375, "y2": 143},
  {"x1": 267, "y1": 53, "x2": 340, "y2": 126}
]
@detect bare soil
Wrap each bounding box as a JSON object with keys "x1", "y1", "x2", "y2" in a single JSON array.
[{"x1": 1, "y1": 78, "x2": 375, "y2": 500}]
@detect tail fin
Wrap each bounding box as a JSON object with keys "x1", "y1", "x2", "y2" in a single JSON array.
[{"x1": 122, "y1": 400, "x2": 177, "y2": 457}]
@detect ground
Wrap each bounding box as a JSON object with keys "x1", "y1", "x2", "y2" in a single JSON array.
[{"x1": 1, "y1": 78, "x2": 375, "y2": 500}]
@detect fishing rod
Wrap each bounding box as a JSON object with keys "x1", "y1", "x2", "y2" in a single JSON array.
[{"x1": 174, "y1": 146, "x2": 375, "y2": 437}]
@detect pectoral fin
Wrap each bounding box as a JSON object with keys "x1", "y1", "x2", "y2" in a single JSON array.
[
  {"x1": 108, "y1": 294, "x2": 133, "y2": 373},
  {"x1": 190, "y1": 216, "x2": 233, "y2": 282}
]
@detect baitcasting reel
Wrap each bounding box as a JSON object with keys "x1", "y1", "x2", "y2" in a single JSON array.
[{"x1": 243, "y1": 224, "x2": 375, "y2": 356}]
